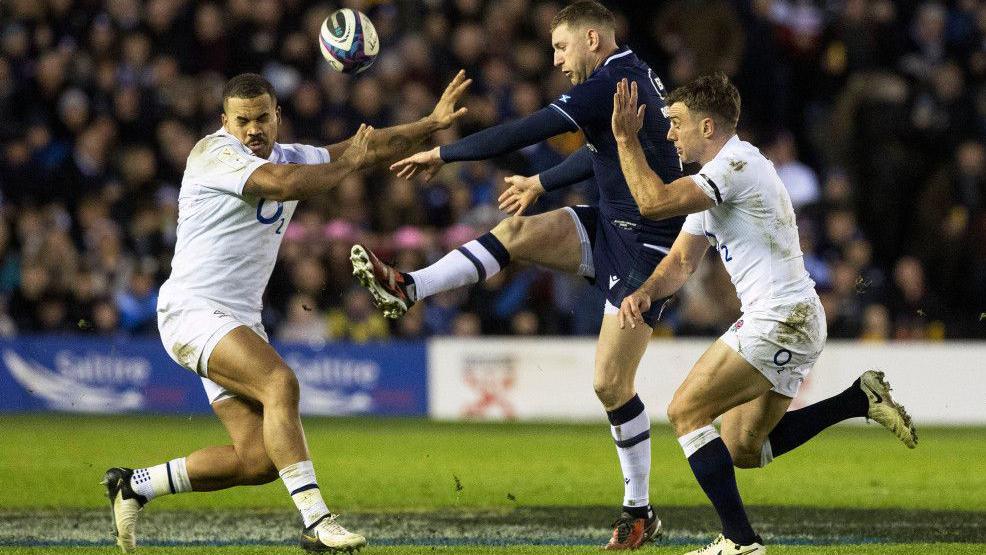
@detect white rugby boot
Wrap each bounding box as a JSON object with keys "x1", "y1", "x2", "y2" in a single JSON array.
[
  {"x1": 860, "y1": 370, "x2": 918, "y2": 448},
  {"x1": 300, "y1": 513, "x2": 367, "y2": 553},
  {"x1": 102, "y1": 467, "x2": 147, "y2": 553},
  {"x1": 684, "y1": 534, "x2": 765, "y2": 555}
]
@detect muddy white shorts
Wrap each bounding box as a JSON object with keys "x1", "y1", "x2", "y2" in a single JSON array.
[
  {"x1": 720, "y1": 294, "x2": 827, "y2": 398},
  {"x1": 157, "y1": 296, "x2": 268, "y2": 404}
]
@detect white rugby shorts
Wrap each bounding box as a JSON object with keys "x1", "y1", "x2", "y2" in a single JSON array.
[
  {"x1": 157, "y1": 296, "x2": 268, "y2": 404},
  {"x1": 720, "y1": 294, "x2": 827, "y2": 398}
]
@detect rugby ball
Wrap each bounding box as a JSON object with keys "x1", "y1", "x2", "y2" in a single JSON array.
[{"x1": 319, "y1": 8, "x2": 379, "y2": 74}]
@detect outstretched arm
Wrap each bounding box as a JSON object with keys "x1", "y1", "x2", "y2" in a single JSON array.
[
  {"x1": 498, "y1": 147, "x2": 594, "y2": 216},
  {"x1": 390, "y1": 106, "x2": 577, "y2": 181},
  {"x1": 611, "y1": 79, "x2": 713, "y2": 220},
  {"x1": 618, "y1": 231, "x2": 708, "y2": 329},
  {"x1": 246, "y1": 125, "x2": 373, "y2": 201},
  {"x1": 326, "y1": 70, "x2": 472, "y2": 167}
]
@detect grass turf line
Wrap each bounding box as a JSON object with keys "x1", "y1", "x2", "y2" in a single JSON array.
[
  {"x1": 5, "y1": 545, "x2": 986, "y2": 554},
  {"x1": 1, "y1": 415, "x2": 983, "y2": 511}
]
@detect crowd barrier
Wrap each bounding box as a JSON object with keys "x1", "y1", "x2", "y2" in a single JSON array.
[
  {"x1": 0, "y1": 337, "x2": 427, "y2": 416},
  {"x1": 1, "y1": 336, "x2": 981, "y2": 424}
]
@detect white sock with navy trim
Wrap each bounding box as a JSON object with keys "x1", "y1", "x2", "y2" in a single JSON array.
[
  {"x1": 280, "y1": 460, "x2": 330, "y2": 527},
  {"x1": 607, "y1": 394, "x2": 651, "y2": 512},
  {"x1": 409, "y1": 233, "x2": 510, "y2": 300},
  {"x1": 130, "y1": 457, "x2": 192, "y2": 501}
]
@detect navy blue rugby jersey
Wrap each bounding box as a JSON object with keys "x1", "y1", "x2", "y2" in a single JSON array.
[{"x1": 550, "y1": 47, "x2": 684, "y2": 249}]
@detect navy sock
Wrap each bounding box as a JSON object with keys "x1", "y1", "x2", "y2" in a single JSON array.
[
  {"x1": 622, "y1": 504, "x2": 652, "y2": 519},
  {"x1": 688, "y1": 438, "x2": 760, "y2": 546},
  {"x1": 768, "y1": 378, "x2": 868, "y2": 458}
]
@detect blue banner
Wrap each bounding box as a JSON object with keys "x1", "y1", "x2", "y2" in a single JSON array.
[{"x1": 0, "y1": 336, "x2": 427, "y2": 416}]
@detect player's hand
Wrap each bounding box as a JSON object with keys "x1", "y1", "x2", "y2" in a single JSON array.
[
  {"x1": 618, "y1": 289, "x2": 652, "y2": 330},
  {"x1": 498, "y1": 174, "x2": 545, "y2": 217},
  {"x1": 390, "y1": 146, "x2": 444, "y2": 181},
  {"x1": 429, "y1": 69, "x2": 472, "y2": 130},
  {"x1": 611, "y1": 78, "x2": 646, "y2": 143},
  {"x1": 339, "y1": 124, "x2": 374, "y2": 169}
]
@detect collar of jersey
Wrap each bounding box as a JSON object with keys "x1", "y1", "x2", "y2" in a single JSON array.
[
  {"x1": 711, "y1": 134, "x2": 743, "y2": 162},
  {"x1": 603, "y1": 46, "x2": 634, "y2": 67},
  {"x1": 214, "y1": 126, "x2": 281, "y2": 161}
]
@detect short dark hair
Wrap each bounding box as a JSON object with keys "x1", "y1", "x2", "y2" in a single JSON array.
[
  {"x1": 550, "y1": 0, "x2": 615, "y2": 32},
  {"x1": 667, "y1": 73, "x2": 741, "y2": 131},
  {"x1": 222, "y1": 73, "x2": 277, "y2": 110}
]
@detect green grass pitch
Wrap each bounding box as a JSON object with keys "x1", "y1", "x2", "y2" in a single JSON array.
[{"x1": 1, "y1": 415, "x2": 984, "y2": 554}]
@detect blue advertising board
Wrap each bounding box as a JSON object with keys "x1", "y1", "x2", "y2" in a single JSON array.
[{"x1": 0, "y1": 336, "x2": 427, "y2": 416}]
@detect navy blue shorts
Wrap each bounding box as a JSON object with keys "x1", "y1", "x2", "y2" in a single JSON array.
[{"x1": 567, "y1": 205, "x2": 670, "y2": 327}]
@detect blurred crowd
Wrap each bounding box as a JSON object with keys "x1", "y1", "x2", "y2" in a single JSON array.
[{"x1": 1, "y1": 0, "x2": 984, "y2": 342}]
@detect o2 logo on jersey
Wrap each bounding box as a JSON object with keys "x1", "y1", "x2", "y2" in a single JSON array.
[{"x1": 256, "y1": 198, "x2": 285, "y2": 234}]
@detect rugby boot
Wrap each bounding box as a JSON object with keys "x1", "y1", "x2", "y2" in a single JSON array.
[
  {"x1": 683, "y1": 534, "x2": 765, "y2": 555},
  {"x1": 603, "y1": 508, "x2": 662, "y2": 550},
  {"x1": 350, "y1": 244, "x2": 414, "y2": 319},
  {"x1": 300, "y1": 513, "x2": 367, "y2": 553},
  {"x1": 102, "y1": 467, "x2": 147, "y2": 553},
  {"x1": 860, "y1": 370, "x2": 918, "y2": 448}
]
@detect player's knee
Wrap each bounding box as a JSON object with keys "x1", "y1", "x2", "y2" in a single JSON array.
[
  {"x1": 667, "y1": 396, "x2": 707, "y2": 436},
  {"x1": 262, "y1": 365, "x2": 300, "y2": 407},
  {"x1": 492, "y1": 217, "x2": 526, "y2": 251},
  {"x1": 592, "y1": 374, "x2": 632, "y2": 410}
]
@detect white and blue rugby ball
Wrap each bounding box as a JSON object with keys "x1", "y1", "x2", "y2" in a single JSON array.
[{"x1": 319, "y1": 8, "x2": 379, "y2": 74}]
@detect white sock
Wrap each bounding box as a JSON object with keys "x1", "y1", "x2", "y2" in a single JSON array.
[
  {"x1": 409, "y1": 238, "x2": 505, "y2": 300},
  {"x1": 130, "y1": 457, "x2": 192, "y2": 501},
  {"x1": 677, "y1": 425, "x2": 720, "y2": 458},
  {"x1": 611, "y1": 408, "x2": 651, "y2": 508},
  {"x1": 280, "y1": 460, "x2": 329, "y2": 527}
]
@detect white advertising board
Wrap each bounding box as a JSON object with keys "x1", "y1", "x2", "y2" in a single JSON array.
[{"x1": 428, "y1": 339, "x2": 986, "y2": 424}]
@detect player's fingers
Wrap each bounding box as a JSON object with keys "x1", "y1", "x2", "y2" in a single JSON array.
[
  {"x1": 514, "y1": 200, "x2": 528, "y2": 218},
  {"x1": 445, "y1": 70, "x2": 464, "y2": 93},
  {"x1": 638, "y1": 104, "x2": 646, "y2": 120},
  {"x1": 453, "y1": 79, "x2": 472, "y2": 97},
  {"x1": 630, "y1": 80, "x2": 638, "y2": 103},
  {"x1": 389, "y1": 159, "x2": 406, "y2": 172},
  {"x1": 450, "y1": 107, "x2": 468, "y2": 120}
]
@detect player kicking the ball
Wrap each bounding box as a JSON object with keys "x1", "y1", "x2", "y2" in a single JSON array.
[
  {"x1": 612, "y1": 73, "x2": 917, "y2": 555},
  {"x1": 353, "y1": 1, "x2": 680, "y2": 548},
  {"x1": 102, "y1": 71, "x2": 470, "y2": 553}
]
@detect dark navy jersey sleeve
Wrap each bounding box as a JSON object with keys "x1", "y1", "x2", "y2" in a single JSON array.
[
  {"x1": 540, "y1": 146, "x2": 594, "y2": 192},
  {"x1": 549, "y1": 75, "x2": 614, "y2": 131},
  {"x1": 439, "y1": 107, "x2": 574, "y2": 162}
]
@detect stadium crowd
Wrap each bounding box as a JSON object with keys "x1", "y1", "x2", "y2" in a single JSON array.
[{"x1": 0, "y1": 0, "x2": 984, "y2": 341}]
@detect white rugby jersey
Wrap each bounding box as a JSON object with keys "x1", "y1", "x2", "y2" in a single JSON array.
[
  {"x1": 159, "y1": 127, "x2": 329, "y2": 319},
  {"x1": 682, "y1": 135, "x2": 815, "y2": 312}
]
